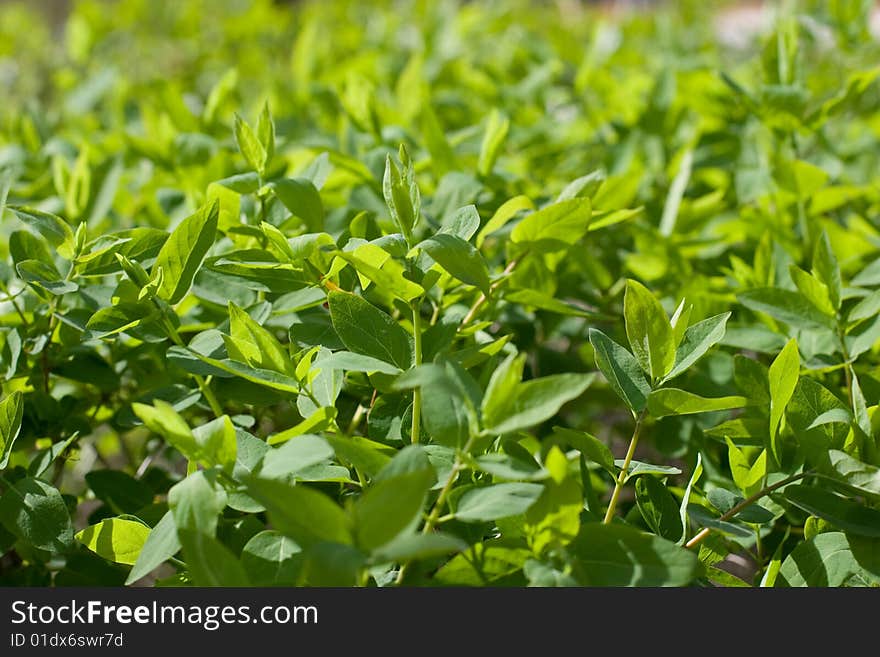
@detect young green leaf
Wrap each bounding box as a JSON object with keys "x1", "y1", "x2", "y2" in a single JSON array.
[
  {"x1": 768, "y1": 338, "x2": 799, "y2": 462},
  {"x1": 76, "y1": 518, "x2": 151, "y2": 565},
  {"x1": 477, "y1": 109, "x2": 509, "y2": 177},
  {"x1": 272, "y1": 178, "x2": 323, "y2": 232},
  {"x1": 812, "y1": 231, "x2": 842, "y2": 311},
  {"x1": 664, "y1": 312, "x2": 730, "y2": 381},
  {"x1": 418, "y1": 233, "x2": 491, "y2": 294},
  {"x1": 225, "y1": 301, "x2": 294, "y2": 375},
  {"x1": 234, "y1": 112, "x2": 267, "y2": 175},
  {"x1": 624, "y1": 279, "x2": 675, "y2": 380},
  {"x1": 510, "y1": 198, "x2": 592, "y2": 254},
  {"x1": 9, "y1": 206, "x2": 76, "y2": 259},
  {"x1": 152, "y1": 199, "x2": 219, "y2": 304},
  {"x1": 0, "y1": 391, "x2": 24, "y2": 470}
]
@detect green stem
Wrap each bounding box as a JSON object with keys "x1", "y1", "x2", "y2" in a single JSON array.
[
  {"x1": 603, "y1": 409, "x2": 646, "y2": 524},
  {"x1": 411, "y1": 299, "x2": 423, "y2": 445},
  {"x1": 837, "y1": 323, "x2": 853, "y2": 407}
]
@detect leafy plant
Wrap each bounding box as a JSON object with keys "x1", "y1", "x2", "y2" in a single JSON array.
[{"x1": 1, "y1": 0, "x2": 880, "y2": 587}]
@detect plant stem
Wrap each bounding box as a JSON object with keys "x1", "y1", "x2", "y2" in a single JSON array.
[
  {"x1": 460, "y1": 256, "x2": 522, "y2": 329},
  {"x1": 685, "y1": 471, "x2": 810, "y2": 549},
  {"x1": 603, "y1": 409, "x2": 646, "y2": 524},
  {"x1": 837, "y1": 323, "x2": 853, "y2": 406},
  {"x1": 411, "y1": 299, "x2": 423, "y2": 444}
]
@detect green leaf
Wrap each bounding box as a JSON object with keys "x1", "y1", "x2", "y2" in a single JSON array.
[
  {"x1": 636, "y1": 476, "x2": 684, "y2": 542},
  {"x1": 438, "y1": 204, "x2": 480, "y2": 241},
  {"x1": 727, "y1": 440, "x2": 766, "y2": 498},
  {"x1": 353, "y1": 468, "x2": 434, "y2": 550},
  {"x1": 258, "y1": 434, "x2": 335, "y2": 479},
  {"x1": 328, "y1": 290, "x2": 413, "y2": 370},
  {"x1": 225, "y1": 301, "x2": 294, "y2": 375},
  {"x1": 234, "y1": 112, "x2": 267, "y2": 175},
  {"x1": 153, "y1": 200, "x2": 219, "y2": 304},
  {"x1": 334, "y1": 247, "x2": 425, "y2": 302},
  {"x1": 167, "y1": 471, "x2": 227, "y2": 536},
  {"x1": 738, "y1": 287, "x2": 836, "y2": 329},
  {"x1": 813, "y1": 231, "x2": 842, "y2": 310},
  {"x1": 706, "y1": 488, "x2": 774, "y2": 523},
  {"x1": 241, "y1": 530, "x2": 302, "y2": 586},
  {"x1": 9, "y1": 206, "x2": 76, "y2": 259},
  {"x1": 777, "y1": 532, "x2": 880, "y2": 587},
  {"x1": 477, "y1": 108, "x2": 509, "y2": 177},
  {"x1": 76, "y1": 518, "x2": 151, "y2": 565},
  {"x1": 272, "y1": 178, "x2": 323, "y2": 232},
  {"x1": 454, "y1": 483, "x2": 544, "y2": 522},
  {"x1": 371, "y1": 532, "x2": 466, "y2": 563},
  {"x1": 624, "y1": 279, "x2": 675, "y2": 380},
  {"x1": 679, "y1": 454, "x2": 703, "y2": 545},
  {"x1": 383, "y1": 146, "x2": 420, "y2": 244},
  {"x1": 256, "y1": 101, "x2": 275, "y2": 166},
  {"x1": 476, "y1": 195, "x2": 534, "y2": 248},
  {"x1": 395, "y1": 362, "x2": 480, "y2": 447},
  {"x1": 664, "y1": 312, "x2": 730, "y2": 381},
  {"x1": 789, "y1": 266, "x2": 835, "y2": 316},
  {"x1": 177, "y1": 528, "x2": 250, "y2": 586},
  {"x1": 418, "y1": 233, "x2": 491, "y2": 294},
  {"x1": 85, "y1": 302, "x2": 156, "y2": 339},
  {"x1": 85, "y1": 470, "x2": 153, "y2": 514},
  {"x1": 0, "y1": 477, "x2": 73, "y2": 552},
  {"x1": 550, "y1": 427, "x2": 615, "y2": 473},
  {"x1": 510, "y1": 198, "x2": 592, "y2": 254},
  {"x1": 244, "y1": 477, "x2": 352, "y2": 547},
  {"x1": 588, "y1": 329, "x2": 650, "y2": 413},
  {"x1": 620, "y1": 460, "x2": 682, "y2": 482},
  {"x1": 483, "y1": 373, "x2": 593, "y2": 435},
  {"x1": 768, "y1": 338, "x2": 799, "y2": 462},
  {"x1": 133, "y1": 400, "x2": 200, "y2": 465},
  {"x1": 820, "y1": 450, "x2": 880, "y2": 498},
  {"x1": 126, "y1": 511, "x2": 181, "y2": 585},
  {"x1": 471, "y1": 453, "x2": 547, "y2": 481},
  {"x1": 647, "y1": 389, "x2": 746, "y2": 418},
  {"x1": 17, "y1": 260, "x2": 78, "y2": 295},
  {"x1": 785, "y1": 485, "x2": 880, "y2": 537},
  {"x1": 569, "y1": 523, "x2": 702, "y2": 586},
  {"x1": 0, "y1": 391, "x2": 24, "y2": 470},
  {"x1": 481, "y1": 353, "x2": 526, "y2": 430},
  {"x1": 313, "y1": 351, "x2": 402, "y2": 375},
  {"x1": 190, "y1": 415, "x2": 237, "y2": 470}
]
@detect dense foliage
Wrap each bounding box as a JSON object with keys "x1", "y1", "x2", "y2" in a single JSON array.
[{"x1": 1, "y1": 0, "x2": 880, "y2": 587}]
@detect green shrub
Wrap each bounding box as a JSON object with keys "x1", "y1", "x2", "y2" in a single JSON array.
[{"x1": 1, "y1": 0, "x2": 880, "y2": 587}]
